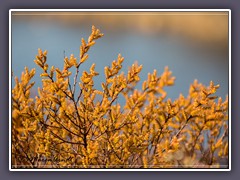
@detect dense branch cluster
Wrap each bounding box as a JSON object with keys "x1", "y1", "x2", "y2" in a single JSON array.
[{"x1": 12, "y1": 26, "x2": 228, "y2": 168}]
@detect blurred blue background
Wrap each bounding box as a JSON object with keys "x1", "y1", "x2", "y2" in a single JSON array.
[{"x1": 11, "y1": 12, "x2": 229, "y2": 101}]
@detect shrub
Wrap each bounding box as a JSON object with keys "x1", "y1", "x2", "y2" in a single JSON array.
[{"x1": 11, "y1": 26, "x2": 228, "y2": 168}]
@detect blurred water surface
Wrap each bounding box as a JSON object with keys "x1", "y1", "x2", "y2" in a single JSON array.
[{"x1": 12, "y1": 12, "x2": 229, "y2": 101}]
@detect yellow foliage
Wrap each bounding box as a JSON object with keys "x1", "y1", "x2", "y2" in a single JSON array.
[{"x1": 11, "y1": 26, "x2": 228, "y2": 169}]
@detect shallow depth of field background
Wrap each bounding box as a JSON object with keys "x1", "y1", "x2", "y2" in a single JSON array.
[{"x1": 11, "y1": 11, "x2": 229, "y2": 101}]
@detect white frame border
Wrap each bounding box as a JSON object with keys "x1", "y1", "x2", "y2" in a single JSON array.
[{"x1": 9, "y1": 9, "x2": 231, "y2": 172}]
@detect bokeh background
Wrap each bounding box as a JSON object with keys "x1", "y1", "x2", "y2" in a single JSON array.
[{"x1": 11, "y1": 11, "x2": 229, "y2": 101}]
